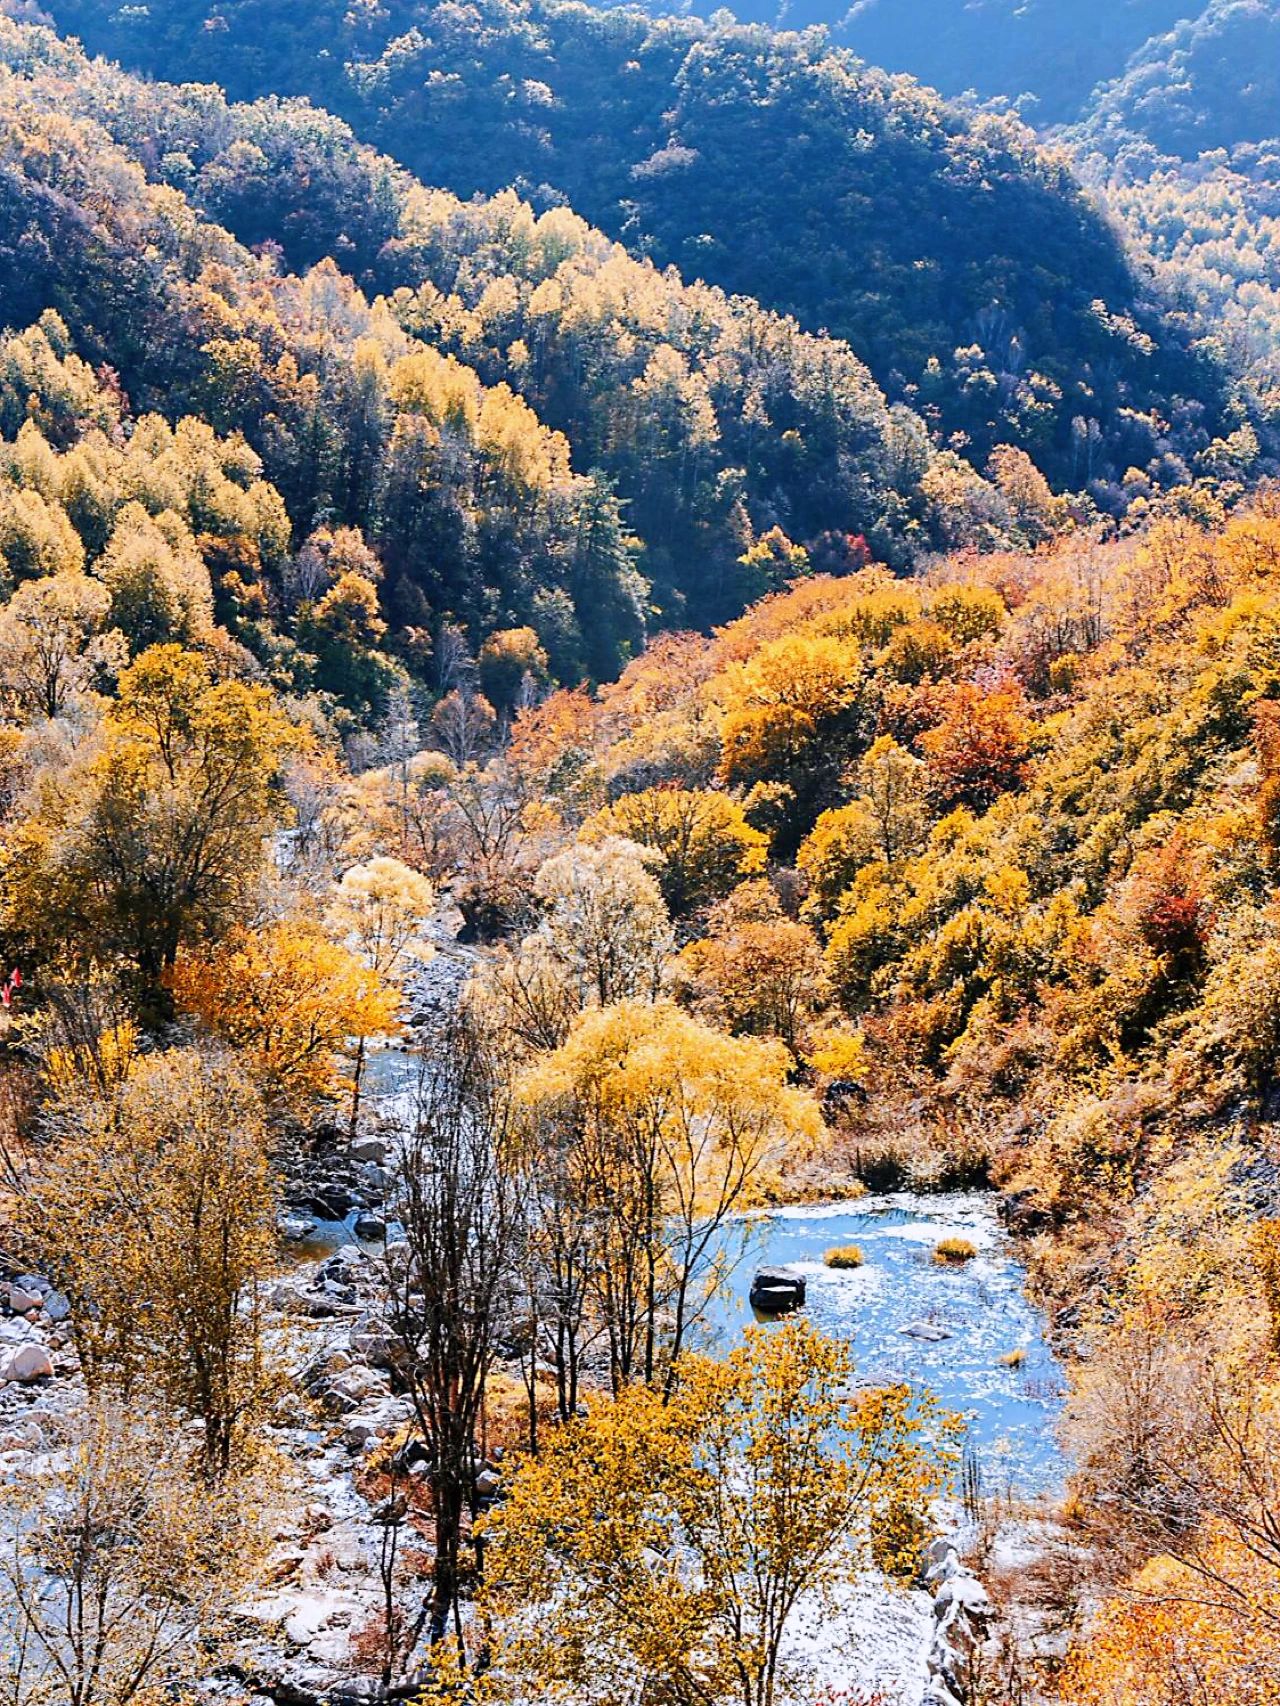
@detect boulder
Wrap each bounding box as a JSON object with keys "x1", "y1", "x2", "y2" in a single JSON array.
[
  {"x1": 352, "y1": 1213, "x2": 385, "y2": 1241},
  {"x1": 935, "y1": 1572, "x2": 993, "y2": 1620},
  {"x1": 271, "y1": 1281, "x2": 357, "y2": 1320},
  {"x1": 320, "y1": 1366, "x2": 387, "y2": 1418},
  {"x1": 42, "y1": 1291, "x2": 70, "y2": 1324},
  {"x1": 303, "y1": 1184, "x2": 357, "y2": 1219},
  {"x1": 349, "y1": 1323, "x2": 400, "y2": 1371},
  {"x1": 902, "y1": 1323, "x2": 952, "y2": 1342},
  {"x1": 351, "y1": 1137, "x2": 388, "y2": 1166},
  {"x1": 0, "y1": 1419, "x2": 44, "y2": 1453},
  {"x1": 5, "y1": 1286, "x2": 42, "y2": 1315},
  {"x1": 278, "y1": 1215, "x2": 318, "y2": 1242},
  {"x1": 749, "y1": 1267, "x2": 806, "y2": 1314},
  {"x1": 300, "y1": 1348, "x2": 352, "y2": 1397},
  {"x1": 927, "y1": 1634, "x2": 960, "y2": 1690},
  {"x1": 340, "y1": 1396, "x2": 411, "y2": 1452},
  {"x1": 926, "y1": 1549, "x2": 962, "y2": 1584},
  {"x1": 1, "y1": 1343, "x2": 54, "y2": 1382},
  {"x1": 388, "y1": 1437, "x2": 431, "y2": 1475},
  {"x1": 342, "y1": 1413, "x2": 395, "y2": 1453}
]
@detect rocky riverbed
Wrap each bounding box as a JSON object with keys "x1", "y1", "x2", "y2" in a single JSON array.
[{"x1": 0, "y1": 927, "x2": 1071, "y2": 1706}]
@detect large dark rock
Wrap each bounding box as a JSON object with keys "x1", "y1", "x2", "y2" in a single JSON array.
[{"x1": 749, "y1": 1266, "x2": 806, "y2": 1314}]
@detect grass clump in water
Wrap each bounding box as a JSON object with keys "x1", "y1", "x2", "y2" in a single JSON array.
[
  {"x1": 824, "y1": 1244, "x2": 864, "y2": 1269},
  {"x1": 934, "y1": 1236, "x2": 978, "y2": 1265}
]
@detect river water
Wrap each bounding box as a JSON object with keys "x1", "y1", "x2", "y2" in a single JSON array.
[
  {"x1": 698, "y1": 1192, "x2": 1068, "y2": 1498},
  {"x1": 359, "y1": 961, "x2": 1070, "y2": 1501}
]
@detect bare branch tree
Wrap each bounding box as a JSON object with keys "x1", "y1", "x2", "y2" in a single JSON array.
[{"x1": 381, "y1": 1004, "x2": 521, "y2": 1653}]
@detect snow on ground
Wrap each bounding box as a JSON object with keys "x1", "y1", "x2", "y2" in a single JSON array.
[{"x1": 782, "y1": 1571, "x2": 933, "y2": 1703}]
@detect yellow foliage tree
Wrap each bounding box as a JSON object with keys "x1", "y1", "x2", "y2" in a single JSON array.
[
  {"x1": 0, "y1": 567, "x2": 123, "y2": 720},
  {"x1": 516, "y1": 1000, "x2": 820, "y2": 1389},
  {"x1": 1059, "y1": 1541, "x2": 1280, "y2": 1706},
  {"x1": 2, "y1": 644, "x2": 301, "y2": 1000},
  {"x1": 581, "y1": 787, "x2": 767, "y2": 916},
  {"x1": 0, "y1": 1401, "x2": 270, "y2": 1706},
  {"x1": 716, "y1": 632, "x2": 863, "y2": 798},
  {"x1": 0, "y1": 483, "x2": 84, "y2": 584},
  {"x1": 168, "y1": 918, "x2": 401, "y2": 1113},
  {"x1": 483, "y1": 1319, "x2": 950, "y2": 1706},
  {"x1": 22, "y1": 1048, "x2": 278, "y2": 1475},
  {"x1": 96, "y1": 502, "x2": 214, "y2": 652},
  {"x1": 673, "y1": 880, "x2": 830, "y2": 1056}
]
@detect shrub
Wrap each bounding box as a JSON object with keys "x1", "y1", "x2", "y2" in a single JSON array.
[
  {"x1": 934, "y1": 1236, "x2": 978, "y2": 1265},
  {"x1": 825, "y1": 1245, "x2": 865, "y2": 1269},
  {"x1": 868, "y1": 1496, "x2": 928, "y2": 1581}
]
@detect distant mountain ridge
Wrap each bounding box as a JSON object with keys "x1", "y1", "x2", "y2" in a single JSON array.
[
  {"x1": 1072, "y1": 0, "x2": 1280, "y2": 158},
  {"x1": 38, "y1": 0, "x2": 1251, "y2": 504}
]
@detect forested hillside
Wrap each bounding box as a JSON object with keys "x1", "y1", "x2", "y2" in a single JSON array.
[
  {"x1": 1065, "y1": 3, "x2": 1280, "y2": 434},
  {"x1": 0, "y1": 5, "x2": 1278, "y2": 1705},
  {"x1": 0, "y1": 15, "x2": 1054, "y2": 690},
  {"x1": 40, "y1": 0, "x2": 1249, "y2": 503},
  {"x1": 778, "y1": 0, "x2": 1191, "y2": 124},
  {"x1": 494, "y1": 493, "x2": 1280, "y2": 1701},
  {"x1": 50, "y1": 0, "x2": 1198, "y2": 125},
  {"x1": 1074, "y1": 0, "x2": 1280, "y2": 159}
]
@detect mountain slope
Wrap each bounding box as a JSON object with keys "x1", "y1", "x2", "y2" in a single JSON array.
[
  {"x1": 43, "y1": 0, "x2": 1246, "y2": 501},
  {"x1": 783, "y1": 0, "x2": 1191, "y2": 125},
  {"x1": 1074, "y1": 0, "x2": 1280, "y2": 159},
  {"x1": 0, "y1": 14, "x2": 1036, "y2": 686}
]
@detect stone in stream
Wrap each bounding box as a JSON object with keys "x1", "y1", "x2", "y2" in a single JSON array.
[
  {"x1": 303, "y1": 1183, "x2": 358, "y2": 1219},
  {"x1": 749, "y1": 1266, "x2": 806, "y2": 1314},
  {"x1": 902, "y1": 1322, "x2": 953, "y2": 1342}
]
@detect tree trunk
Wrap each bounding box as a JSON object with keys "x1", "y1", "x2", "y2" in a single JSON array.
[{"x1": 349, "y1": 1034, "x2": 367, "y2": 1145}]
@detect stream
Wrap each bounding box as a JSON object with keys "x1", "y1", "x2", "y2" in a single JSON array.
[
  {"x1": 701, "y1": 1193, "x2": 1068, "y2": 1498},
  {"x1": 359, "y1": 1017, "x2": 1069, "y2": 1499},
  {"x1": 262, "y1": 965, "x2": 1068, "y2": 1701},
  {"x1": 359, "y1": 936, "x2": 1071, "y2": 1503}
]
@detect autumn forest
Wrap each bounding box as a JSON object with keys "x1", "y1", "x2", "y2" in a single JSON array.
[{"x1": 0, "y1": 2, "x2": 1277, "y2": 1704}]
